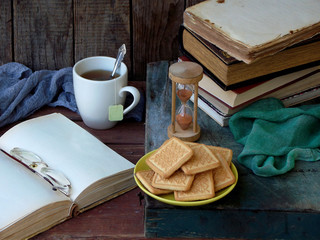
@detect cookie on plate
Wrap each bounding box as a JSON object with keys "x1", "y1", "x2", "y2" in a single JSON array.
[
  {"x1": 136, "y1": 169, "x2": 172, "y2": 195},
  {"x1": 181, "y1": 142, "x2": 220, "y2": 175},
  {"x1": 174, "y1": 170, "x2": 215, "y2": 201},
  {"x1": 146, "y1": 137, "x2": 193, "y2": 178},
  {"x1": 152, "y1": 170, "x2": 194, "y2": 191}
]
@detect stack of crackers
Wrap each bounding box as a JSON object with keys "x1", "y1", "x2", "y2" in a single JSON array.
[{"x1": 135, "y1": 137, "x2": 236, "y2": 202}]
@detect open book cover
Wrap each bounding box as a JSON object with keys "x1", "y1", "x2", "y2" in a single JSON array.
[
  {"x1": 184, "y1": 0, "x2": 320, "y2": 63},
  {"x1": 0, "y1": 113, "x2": 136, "y2": 239}
]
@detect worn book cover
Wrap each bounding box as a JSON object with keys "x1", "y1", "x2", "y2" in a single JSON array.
[
  {"x1": 184, "y1": 0, "x2": 320, "y2": 63},
  {"x1": 179, "y1": 25, "x2": 320, "y2": 90}
]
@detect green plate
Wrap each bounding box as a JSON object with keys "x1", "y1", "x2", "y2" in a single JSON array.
[{"x1": 134, "y1": 150, "x2": 238, "y2": 207}]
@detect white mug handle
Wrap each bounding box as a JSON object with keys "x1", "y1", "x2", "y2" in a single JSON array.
[{"x1": 119, "y1": 86, "x2": 141, "y2": 115}]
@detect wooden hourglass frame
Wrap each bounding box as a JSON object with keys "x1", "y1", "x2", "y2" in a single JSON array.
[{"x1": 167, "y1": 61, "x2": 203, "y2": 142}]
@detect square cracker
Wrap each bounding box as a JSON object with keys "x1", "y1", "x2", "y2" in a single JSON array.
[
  {"x1": 174, "y1": 170, "x2": 215, "y2": 201},
  {"x1": 207, "y1": 146, "x2": 235, "y2": 192},
  {"x1": 152, "y1": 170, "x2": 194, "y2": 191},
  {"x1": 181, "y1": 143, "x2": 220, "y2": 175},
  {"x1": 207, "y1": 146, "x2": 233, "y2": 166},
  {"x1": 135, "y1": 170, "x2": 172, "y2": 195},
  {"x1": 146, "y1": 137, "x2": 193, "y2": 178}
]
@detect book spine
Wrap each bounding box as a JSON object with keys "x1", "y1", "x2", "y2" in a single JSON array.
[
  {"x1": 200, "y1": 68, "x2": 320, "y2": 109},
  {"x1": 178, "y1": 25, "x2": 230, "y2": 91},
  {"x1": 198, "y1": 94, "x2": 232, "y2": 118},
  {"x1": 190, "y1": 95, "x2": 229, "y2": 127},
  {"x1": 179, "y1": 25, "x2": 320, "y2": 90}
]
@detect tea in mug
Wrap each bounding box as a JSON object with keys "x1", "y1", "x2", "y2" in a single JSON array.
[{"x1": 81, "y1": 70, "x2": 120, "y2": 81}]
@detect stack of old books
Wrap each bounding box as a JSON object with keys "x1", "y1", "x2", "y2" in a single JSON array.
[{"x1": 180, "y1": 0, "x2": 320, "y2": 126}]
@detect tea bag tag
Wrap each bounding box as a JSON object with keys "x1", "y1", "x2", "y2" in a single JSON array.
[{"x1": 109, "y1": 105, "x2": 123, "y2": 121}]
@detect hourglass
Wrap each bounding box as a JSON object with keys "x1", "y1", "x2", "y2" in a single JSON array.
[{"x1": 167, "y1": 61, "x2": 203, "y2": 142}]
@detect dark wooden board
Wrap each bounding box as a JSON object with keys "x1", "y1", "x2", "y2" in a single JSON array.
[
  {"x1": 144, "y1": 61, "x2": 320, "y2": 239},
  {"x1": 74, "y1": 0, "x2": 132, "y2": 76},
  {"x1": 32, "y1": 188, "x2": 145, "y2": 240},
  {"x1": 13, "y1": 0, "x2": 74, "y2": 70},
  {"x1": 132, "y1": 0, "x2": 184, "y2": 82},
  {"x1": 0, "y1": 0, "x2": 12, "y2": 66},
  {"x1": 1, "y1": 1, "x2": 205, "y2": 80}
]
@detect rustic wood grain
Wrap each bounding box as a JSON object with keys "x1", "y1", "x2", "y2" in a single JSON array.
[
  {"x1": 13, "y1": 0, "x2": 74, "y2": 70},
  {"x1": 0, "y1": 0, "x2": 12, "y2": 65},
  {"x1": 132, "y1": 0, "x2": 184, "y2": 81},
  {"x1": 0, "y1": 1, "x2": 197, "y2": 81},
  {"x1": 186, "y1": 0, "x2": 205, "y2": 7},
  {"x1": 74, "y1": 0, "x2": 132, "y2": 77},
  {"x1": 144, "y1": 61, "x2": 320, "y2": 240},
  {"x1": 33, "y1": 188, "x2": 145, "y2": 240}
]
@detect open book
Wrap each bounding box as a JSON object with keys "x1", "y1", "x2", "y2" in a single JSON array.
[{"x1": 0, "y1": 113, "x2": 136, "y2": 239}]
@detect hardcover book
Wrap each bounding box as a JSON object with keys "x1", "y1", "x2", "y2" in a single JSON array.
[
  {"x1": 195, "y1": 69, "x2": 320, "y2": 126},
  {"x1": 184, "y1": 0, "x2": 320, "y2": 64},
  {"x1": 179, "y1": 25, "x2": 320, "y2": 89},
  {"x1": 191, "y1": 94, "x2": 230, "y2": 127},
  {"x1": 0, "y1": 113, "x2": 135, "y2": 240},
  {"x1": 178, "y1": 55, "x2": 320, "y2": 109},
  {"x1": 198, "y1": 65, "x2": 320, "y2": 108}
]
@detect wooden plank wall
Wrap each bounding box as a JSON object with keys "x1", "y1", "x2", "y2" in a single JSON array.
[{"x1": 0, "y1": 0, "x2": 203, "y2": 81}]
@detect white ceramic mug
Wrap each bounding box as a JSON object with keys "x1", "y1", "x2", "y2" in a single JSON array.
[{"x1": 73, "y1": 56, "x2": 140, "y2": 129}]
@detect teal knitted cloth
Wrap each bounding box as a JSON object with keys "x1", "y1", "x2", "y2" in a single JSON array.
[{"x1": 229, "y1": 98, "x2": 320, "y2": 177}]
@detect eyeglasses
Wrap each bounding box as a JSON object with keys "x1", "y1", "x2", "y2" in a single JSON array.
[{"x1": 10, "y1": 147, "x2": 71, "y2": 196}]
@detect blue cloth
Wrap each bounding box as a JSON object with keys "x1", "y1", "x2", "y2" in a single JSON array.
[
  {"x1": 124, "y1": 89, "x2": 145, "y2": 122},
  {"x1": 0, "y1": 62, "x2": 144, "y2": 127},
  {"x1": 0, "y1": 62, "x2": 77, "y2": 127}
]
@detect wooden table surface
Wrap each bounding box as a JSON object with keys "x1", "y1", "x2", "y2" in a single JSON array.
[
  {"x1": 3, "y1": 65, "x2": 319, "y2": 239},
  {"x1": 1, "y1": 81, "x2": 214, "y2": 240},
  {"x1": 0, "y1": 106, "x2": 146, "y2": 240},
  {"x1": 0, "y1": 80, "x2": 147, "y2": 239},
  {"x1": 143, "y1": 61, "x2": 320, "y2": 240}
]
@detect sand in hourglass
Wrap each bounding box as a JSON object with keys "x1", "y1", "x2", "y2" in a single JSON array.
[
  {"x1": 176, "y1": 88, "x2": 193, "y2": 130},
  {"x1": 176, "y1": 112, "x2": 192, "y2": 130},
  {"x1": 177, "y1": 88, "x2": 193, "y2": 103}
]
